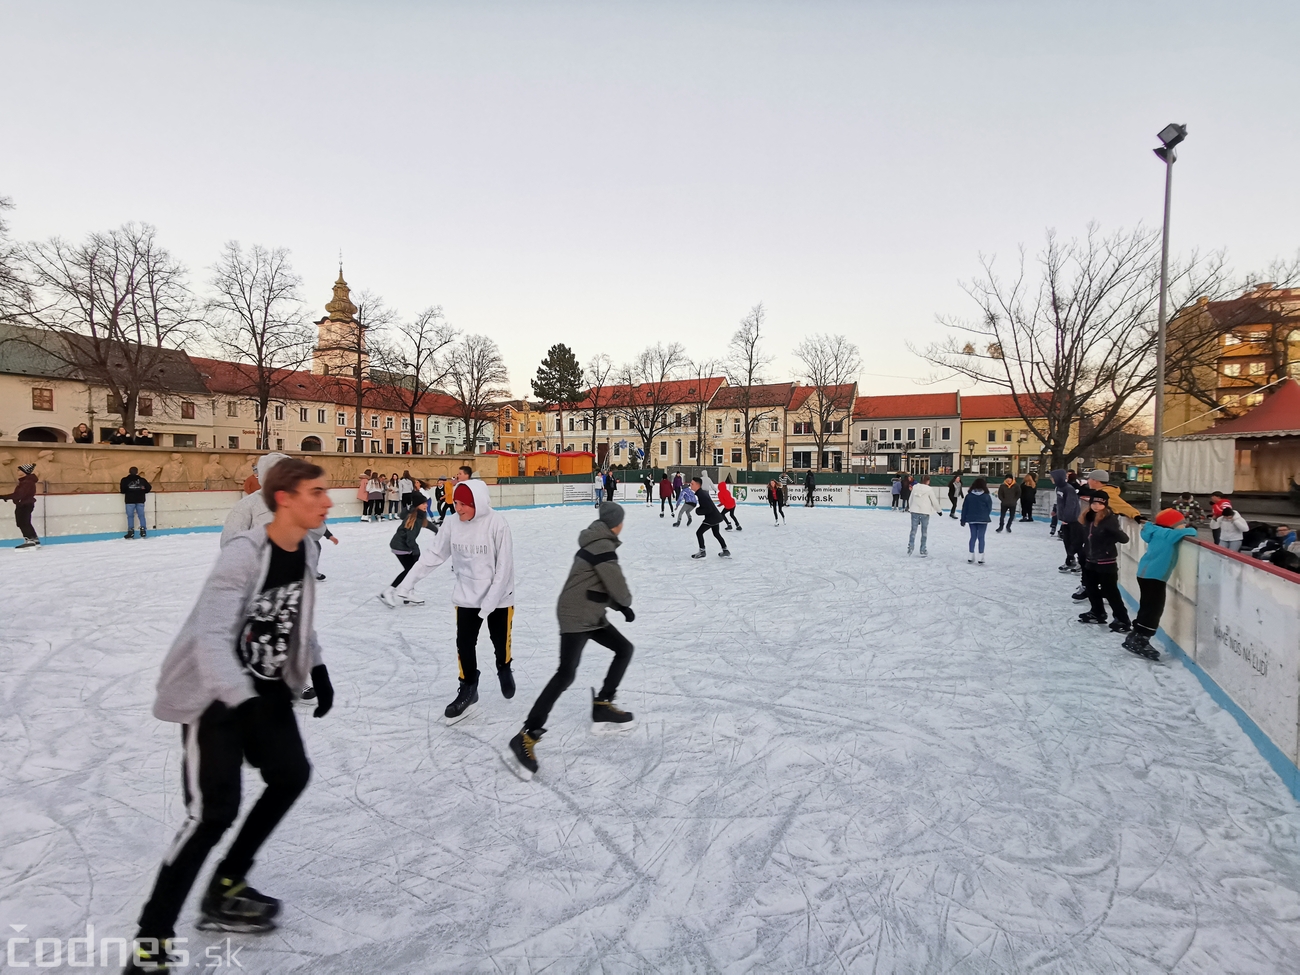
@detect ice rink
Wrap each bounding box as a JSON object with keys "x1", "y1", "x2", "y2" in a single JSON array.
[{"x1": 4, "y1": 501, "x2": 1300, "y2": 973}]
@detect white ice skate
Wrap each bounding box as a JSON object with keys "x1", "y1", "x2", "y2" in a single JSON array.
[{"x1": 377, "y1": 588, "x2": 397, "y2": 608}]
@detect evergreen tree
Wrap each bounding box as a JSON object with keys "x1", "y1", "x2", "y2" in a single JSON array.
[{"x1": 531, "y1": 343, "x2": 584, "y2": 452}]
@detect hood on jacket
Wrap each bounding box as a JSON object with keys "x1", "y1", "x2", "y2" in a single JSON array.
[
  {"x1": 463, "y1": 478, "x2": 493, "y2": 518},
  {"x1": 579, "y1": 520, "x2": 621, "y2": 549},
  {"x1": 1051, "y1": 469, "x2": 1068, "y2": 487},
  {"x1": 256, "y1": 452, "x2": 291, "y2": 480}
]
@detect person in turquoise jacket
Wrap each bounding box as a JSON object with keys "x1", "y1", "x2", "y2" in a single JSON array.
[{"x1": 1126, "y1": 508, "x2": 1198, "y2": 660}]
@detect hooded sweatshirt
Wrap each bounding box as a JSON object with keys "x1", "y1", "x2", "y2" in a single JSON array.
[
  {"x1": 1050, "y1": 470, "x2": 1081, "y2": 523},
  {"x1": 220, "y1": 452, "x2": 291, "y2": 547},
  {"x1": 396, "y1": 479, "x2": 514, "y2": 618},
  {"x1": 556, "y1": 521, "x2": 633, "y2": 633},
  {"x1": 908, "y1": 482, "x2": 943, "y2": 516},
  {"x1": 153, "y1": 527, "x2": 323, "y2": 724},
  {"x1": 4, "y1": 472, "x2": 39, "y2": 505},
  {"x1": 1138, "y1": 522, "x2": 1198, "y2": 581},
  {"x1": 717, "y1": 482, "x2": 736, "y2": 510}
]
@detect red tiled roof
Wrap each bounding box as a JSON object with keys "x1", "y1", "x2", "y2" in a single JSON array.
[
  {"x1": 553, "y1": 377, "x2": 727, "y2": 411},
  {"x1": 787, "y1": 383, "x2": 857, "y2": 412},
  {"x1": 710, "y1": 382, "x2": 796, "y2": 410},
  {"x1": 1191, "y1": 378, "x2": 1300, "y2": 438},
  {"x1": 959, "y1": 393, "x2": 1048, "y2": 420},
  {"x1": 853, "y1": 392, "x2": 959, "y2": 420}
]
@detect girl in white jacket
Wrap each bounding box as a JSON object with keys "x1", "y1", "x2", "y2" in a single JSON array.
[
  {"x1": 1216, "y1": 504, "x2": 1249, "y2": 552},
  {"x1": 906, "y1": 474, "x2": 943, "y2": 557}
]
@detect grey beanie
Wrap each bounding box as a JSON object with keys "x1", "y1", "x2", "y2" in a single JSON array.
[
  {"x1": 1086, "y1": 469, "x2": 1110, "y2": 483},
  {"x1": 597, "y1": 501, "x2": 625, "y2": 529}
]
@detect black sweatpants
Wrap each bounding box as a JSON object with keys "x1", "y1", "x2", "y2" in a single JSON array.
[
  {"x1": 722, "y1": 506, "x2": 741, "y2": 529},
  {"x1": 390, "y1": 550, "x2": 419, "y2": 588},
  {"x1": 14, "y1": 502, "x2": 37, "y2": 540},
  {"x1": 136, "y1": 687, "x2": 310, "y2": 939},
  {"x1": 1082, "y1": 562, "x2": 1129, "y2": 623},
  {"x1": 1059, "y1": 521, "x2": 1083, "y2": 564},
  {"x1": 696, "y1": 520, "x2": 727, "y2": 551},
  {"x1": 1134, "y1": 577, "x2": 1167, "y2": 638},
  {"x1": 660, "y1": 495, "x2": 673, "y2": 514},
  {"x1": 455, "y1": 605, "x2": 513, "y2": 682},
  {"x1": 998, "y1": 504, "x2": 1015, "y2": 529},
  {"x1": 1021, "y1": 497, "x2": 1034, "y2": 520},
  {"x1": 526, "y1": 625, "x2": 634, "y2": 729}
]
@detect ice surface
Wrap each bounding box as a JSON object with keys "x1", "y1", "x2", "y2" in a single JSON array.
[{"x1": 3, "y1": 503, "x2": 1300, "y2": 973}]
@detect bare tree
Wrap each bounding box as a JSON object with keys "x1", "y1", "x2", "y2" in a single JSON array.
[
  {"x1": 446, "y1": 333, "x2": 510, "y2": 452},
  {"x1": 793, "y1": 333, "x2": 861, "y2": 471},
  {"x1": 21, "y1": 223, "x2": 198, "y2": 435},
  {"x1": 614, "y1": 342, "x2": 688, "y2": 466},
  {"x1": 0, "y1": 196, "x2": 29, "y2": 324},
  {"x1": 580, "y1": 353, "x2": 615, "y2": 466},
  {"x1": 373, "y1": 305, "x2": 458, "y2": 454},
  {"x1": 208, "y1": 242, "x2": 312, "y2": 449},
  {"x1": 724, "y1": 302, "x2": 776, "y2": 470},
  {"x1": 918, "y1": 224, "x2": 1229, "y2": 468},
  {"x1": 682, "y1": 356, "x2": 722, "y2": 466}
]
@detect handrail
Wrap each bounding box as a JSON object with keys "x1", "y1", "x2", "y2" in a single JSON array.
[{"x1": 1190, "y1": 536, "x2": 1300, "y2": 586}]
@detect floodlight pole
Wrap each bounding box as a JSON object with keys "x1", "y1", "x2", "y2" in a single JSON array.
[{"x1": 1151, "y1": 125, "x2": 1185, "y2": 518}]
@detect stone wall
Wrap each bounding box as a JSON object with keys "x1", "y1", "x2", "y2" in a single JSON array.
[{"x1": 0, "y1": 441, "x2": 487, "y2": 495}]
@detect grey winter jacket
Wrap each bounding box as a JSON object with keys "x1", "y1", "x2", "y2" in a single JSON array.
[
  {"x1": 556, "y1": 521, "x2": 633, "y2": 634},
  {"x1": 153, "y1": 528, "x2": 323, "y2": 724}
]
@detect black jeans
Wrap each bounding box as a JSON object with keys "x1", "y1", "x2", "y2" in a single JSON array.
[
  {"x1": 696, "y1": 521, "x2": 727, "y2": 550},
  {"x1": 722, "y1": 507, "x2": 741, "y2": 528},
  {"x1": 1060, "y1": 521, "x2": 1083, "y2": 564},
  {"x1": 769, "y1": 500, "x2": 784, "y2": 522},
  {"x1": 526, "y1": 625, "x2": 633, "y2": 729},
  {"x1": 455, "y1": 605, "x2": 513, "y2": 682},
  {"x1": 660, "y1": 495, "x2": 673, "y2": 514},
  {"x1": 1134, "y1": 577, "x2": 1167, "y2": 637},
  {"x1": 391, "y1": 550, "x2": 419, "y2": 588},
  {"x1": 1021, "y1": 497, "x2": 1034, "y2": 520},
  {"x1": 999, "y1": 504, "x2": 1015, "y2": 529},
  {"x1": 1082, "y1": 563, "x2": 1129, "y2": 623},
  {"x1": 135, "y1": 688, "x2": 310, "y2": 939},
  {"x1": 14, "y1": 502, "x2": 37, "y2": 540}
]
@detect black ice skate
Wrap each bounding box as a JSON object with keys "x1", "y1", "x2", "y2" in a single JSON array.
[
  {"x1": 1058, "y1": 561, "x2": 1075, "y2": 573},
  {"x1": 691, "y1": 549, "x2": 707, "y2": 559},
  {"x1": 505, "y1": 727, "x2": 545, "y2": 780},
  {"x1": 197, "y1": 876, "x2": 279, "y2": 933},
  {"x1": 718, "y1": 549, "x2": 731, "y2": 558},
  {"x1": 124, "y1": 530, "x2": 135, "y2": 539},
  {"x1": 1077, "y1": 612, "x2": 1107, "y2": 625},
  {"x1": 124, "y1": 938, "x2": 183, "y2": 972},
  {"x1": 498, "y1": 665, "x2": 516, "y2": 699},
  {"x1": 1071, "y1": 586, "x2": 1089, "y2": 601},
  {"x1": 444, "y1": 680, "x2": 479, "y2": 724},
  {"x1": 1123, "y1": 633, "x2": 1160, "y2": 660},
  {"x1": 1109, "y1": 619, "x2": 1132, "y2": 633},
  {"x1": 140, "y1": 528, "x2": 147, "y2": 537},
  {"x1": 592, "y1": 689, "x2": 635, "y2": 733}
]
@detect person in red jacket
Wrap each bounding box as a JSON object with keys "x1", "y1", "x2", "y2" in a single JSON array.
[
  {"x1": 2, "y1": 462, "x2": 40, "y2": 548},
  {"x1": 717, "y1": 476, "x2": 743, "y2": 531},
  {"x1": 658, "y1": 474, "x2": 674, "y2": 518}
]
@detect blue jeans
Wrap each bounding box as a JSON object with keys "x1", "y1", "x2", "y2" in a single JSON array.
[
  {"x1": 126, "y1": 502, "x2": 147, "y2": 532},
  {"x1": 968, "y1": 522, "x2": 987, "y2": 553},
  {"x1": 908, "y1": 512, "x2": 929, "y2": 553}
]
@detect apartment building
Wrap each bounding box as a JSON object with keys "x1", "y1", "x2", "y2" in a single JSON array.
[
  {"x1": 852, "y1": 392, "x2": 961, "y2": 474},
  {"x1": 704, "y1": 382, "x2": 794, "y2": 469},
  {"x1": 786, "y1": 383, "x2": 858, "y2": 471}
]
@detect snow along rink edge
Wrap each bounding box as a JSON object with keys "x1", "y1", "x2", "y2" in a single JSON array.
[{"x1": 3, "y1": 503, "x2": 1300, "y2": 974}]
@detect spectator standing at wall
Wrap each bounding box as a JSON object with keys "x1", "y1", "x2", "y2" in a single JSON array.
[
  {"x1": 1125, "y1": 509, "x2": 1198, "y2": 660},
  {"x1": 1208, "y1": 491, "x2": 1231, "y2": 544},
  {"x1": 804, "y1": 470, "x2": 816, "y2": 507},
  {"x1": 365, "y1": 473, "x2": 386, "y2": 522},
  {"x1": 385, "y1": 472, "x2": 402, "y2": 520},
  {"x1": 1019, "y1": 473, "x2": 1037, "y2": 522},
  {"x1": 960, "y1": 477, "x2": 993, "y2": 564},
  {"x1": 355, "y1": 470, "x2": 372, "y2": 520},
  {"x1": 996, "y1": 476, "x2": 1020, "y2": 533},
  {"x1": 1217, "y1": 504, "x2": 1249, "y2": 552},
  {"x1": 73, "y1": 423, "x2": 93, "y2": 443},
  {"x1": 121, "y1": 466, "x2": 152, "y2": 539},
  {"x1": 890, "y1": 475, "x2": 902, "y2": 510},
  {"x1": 899, "y1": 473, "x2": 913, "y2": 512},
  {"x1": 109, "y1": 426, "x2": 131, "y2": 444},
  {"x1": 1173, "y1": 492, "x2": 1205, "y2": 526},
  {"x1": 135, "y1": 428, "x2": 155, "y2": 446},
  {"x1": 399, "y1": 470, "x2": 415, "y2": 509},
  {"x1": 2, "y1": 462, "x2": 40, "y2": 549},
  {"x1": 907, "y1": 474, "x2": 941, "y2": 557}
]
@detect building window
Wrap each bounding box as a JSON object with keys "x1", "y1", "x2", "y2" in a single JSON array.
[
  {"x1": 31, "y1": 388, "x2": 54, "y2": 411},
  {"x1": 402, "y1": 417, "x2": 411, "y2": 431},
  {"x1": 503, "y1": 421, "x2": 511, "y2": 432},
  {"x1": 318, "y1": 409, "x2": 327, "y2": 423},
  {"x1": 659, "y1": 441, "x2": 668, "y2": 456},
  {"x1": 793, "y1": 421, "x2": 812, "y2": 435},
  {"x1": 370, "y1": 440, "x2": 380, "y2": 453},
  {"x1": 730, "y1": 448, "x2": 742, "y2": 464},
  {"x1": 173, "y1": 433, "x2": 196, "y2": 448},
  {"x1": 182, "y1": 401, "x2": 196, "y2": 420},
  {"x1": 228, "y1": 401, "x2": 240, "y2": 417},
  {"x1": 792, "y1": 450, "x2": 812, "y2": 469},
  {"x1": 414, "y1": 419, "x2": 423, "y2": 432},
  {"x1": 1223, "y1": 362, "x2": 1241, "y2": 377},
  {"x1": 138, "y1": 397, "x2": 153, "y2": 417},
  {"x1": 769, "y1": 449, "x2": 780, "y2": 464},
  {"x1": 860, "y1": 428, "x2": 870, "y2": 441},
  {"x1": 987, "y1": 430, "x2": 997, "y2": 443},
  {"x1": 599, "y1": 417, "x2": 607, "y2": 431},
  {"x1": 582, "y1": 417, "x2": 590, "y2": 431},
  {"x1": 370, "y1": 415, "x2": 380, "y2": 429},
  {"x1": 823, "y1": 420, "x2": 844, "y2": 434},
  {"x1": 1244, "y1": 392, "x2": 1265, "y2": 406},
  {"x1": 771, "y1": 419, "x2": 780, "y2": 433},
  {"x1": 276, "y1": 438, "x2": 284, "y2": 450},
  {"x1": 1004, "y1": 429, "x2": 1012, "y2": 442},
  {"x1": 891, "y1": 428, "x2": 901, "y2": 441},
  {"x1": 228, "y1": 435, "x2": 240, "y2": 449},
  {"x1": 274, "y1": 405, "x2": 284, "y2": 421},
  {"x1": 921, "y1": 428, "x2": 931, "y2": 448},
  {"x1": 299, "y1": 407, "x2": 309, "y2": 422},
  {"x1": 107, "y1": 392, "x2": 124, "y2": 414},
  {"x1": 1249, "y1": 361, "x2": 1267, "y2": 376},
  {"x1": 337, "y1": 412, "x2": 347, "y2": 426},
  {"x1": 715, "y1": 419, "x2": 724, "y2": 434},
  {"x1": 384, "y1": 416, "x2": 394, "y2": 429},
  {"x1": 613, "y1": 417, "x2": 621, "y2": 430},
  {"x1": 906, "y1": 427, "x2": 915, "y2": 441},
  {"x1": 430, "y1": 420, "x2": 440, "y2": 433},
  {"x1": 733, "y1": 418, "x2": 742, "y2": 434},
  {"x1": 688, "y1": 440, "x2": 697, "y2": 458},
  {"x1": 941, "y1": 426, "x2": 950, "y2": 440},
  {"x1": 712, "y1": 448, "x2": 724, "y2": 465},
  {"x1": 568, "y1": 417, "x2": 575, "y2": 431},
  {"x1": 1224, "y1": 333, "x2": 1242, "y2": 346}
]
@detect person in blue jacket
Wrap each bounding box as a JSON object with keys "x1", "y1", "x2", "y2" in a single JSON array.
[
  {"x1": 1125, "y1": 509, "x2": 1198, "y2": 660},
  {"x1": 960, "y1": 477, "x2": 993, "y2": 564}
]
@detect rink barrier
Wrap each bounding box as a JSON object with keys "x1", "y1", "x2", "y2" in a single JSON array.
[{"x1": 1119, "y1": 519, "x2": 1300, "y2": 803}]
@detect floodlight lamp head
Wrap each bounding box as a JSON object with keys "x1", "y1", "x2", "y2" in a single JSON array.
[{"x1": 1157, "y1": 123, "x2": 1187, "y2": 149}]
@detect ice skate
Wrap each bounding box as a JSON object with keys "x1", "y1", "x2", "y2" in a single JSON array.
[
  {"x1": 505, "y1": 727, "x2": 544, "y2": 780},
  {"x1": 977, "y1": 554, "x2": 985, "y2": 564},
  {"x1": 444, "y1": 680, "x2": 479, "y2": 724},
  {"x1": 918, "y1": 551, "x2": 928, "y2": 558},
  {"x1": 140, "y1": 529, "x2": 147, "y2": 537},
  {"x1": 718, "y1": 549, "x2": 731, "y2": 558},
  {"x1": 1109, "y1": 619, "x2": 1132, "y2": 633},
  {"x1": 967, "y1": 554, "x2": 975, "y2": 563},
  {"x1": 124, "y1": 530, "x2": 134, "y2": 539},
  {"x1": 1124, "y1": 634, "x2": 1160, "y2": 661},
  {"x1": 302, "y1": 686, "x2": 317, "y2": 700},
  {"x1": 377, "y1": 587, "x2": 397, "y2": 608},
  {"x1": 735, "y1": 525, "x2": 743, "y2": 531},
  {"x1": 1077, "y1": 612, "x2": 1107, "y2": 625},
  {"x1": 498, "y1": 665, "x2": 516, "y2": 699},
  {"x1": 15, "y1": 539, "x2": 38, "y2": 549},
  {"x1": 124, "y1": 939, "x2": 183, "y2": 972},
  {"x1": 401, "y1": 594, "x2": 424, "y2": 605},
  {"x1": 691, "y1": 549, "x2": 707, "y2": 559},
  {"x1": 592, "y1": 689, "x2": 635, "y2": 732},
  {"x1": 316, "y1": 572, "x2": 326, "y2": 581},
  {"x1": 1071, "y1": 586, "x2": 1089, "y2": 600},
  {"x1": 197, "y1": 875, "x2": 279, "y2": 933},
  {"x1": 1058, "y1": 561, "x2": 1075, "y2": 573}
]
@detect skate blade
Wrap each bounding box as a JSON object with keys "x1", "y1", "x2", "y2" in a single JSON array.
[
  {"x1": 502, "y1": 748, "x2": 535, "y2": 781},
  {"x1": 196, "y1": 916, "x2": 277, "y2": 934},
  {"x1": 591, "y1": 718, "x2": 636, "y2": 735},
  {"x1": 445, "y1": 703, "x2": 477, "y2": 726}
]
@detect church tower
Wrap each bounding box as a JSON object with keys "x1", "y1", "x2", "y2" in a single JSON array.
[{"x1": 312, "y1": 268, "x2": 369, "y2": 377}]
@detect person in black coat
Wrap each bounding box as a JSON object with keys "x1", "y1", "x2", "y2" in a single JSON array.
[
  {"x1": 379, "y1": 499, "x2": 436, "y2": 602},
  {"x1": 691, "y1": 477, "x2": 730, "y2": 558},
  {"x1": 804, "y1": 470, "x2": 816, "y2": 507},
  {"x1": 109, "y1": 426, "x2": 131, "y2": 445},
  {"x1": 1078, "y1": 497, "x2": 1131, "y2": 630},
  {"x1": 946, "y1": 476, "x2": 964, "y2": 518},
  {"x1": 120, "y1": 466, "x2": 152, "y2": 539}
]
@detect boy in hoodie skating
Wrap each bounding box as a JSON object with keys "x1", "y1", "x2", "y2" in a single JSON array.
[
  {"x1": 2, "y1": 462, "x2": 40, "y2": 548},
  {"x1": 221, "y1": 453, "x2": 291, "y2": 547},
  {"x1": 384, "y1": 480, "x2": 516, "y2": 722},
  {"x1": 1050, "y1": 469, "x2": 1082, "y2": 572},
  {"x1": 690, "y1": 476, "x2": 730, "y2": 558},
  {"x1": 507, "y1": 502, "x2": 635, "y2": 779},
  {"x1": 996, "y1": 476, "x2": 1020, "y2": 532},
  {"x1": 125, "y1": 459, "x2": 335, "y2": 972},
  {"x1": 1125, "y1": 509, "x2": 1198, "y2": 660}
]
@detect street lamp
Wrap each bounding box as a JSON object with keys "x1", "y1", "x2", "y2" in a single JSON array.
[
  {"x1": 966, "y1": 439, "x2": 976, "y2": 474},
  {"x1": 1151, "y1": 122, "x2": 1187, "y2": 517}
]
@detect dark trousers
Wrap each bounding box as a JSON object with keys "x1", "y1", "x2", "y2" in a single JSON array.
[
  {"x1": 806, "y1": 490, "x2": 815, "y2": 507},
  {"x1": 1021, "y1": 497, "x2": 1034, "y2": 520},
  {"x1": 999, "y1": 504, "x2": 1015, "y2": 529},
  {"x1": 1134, "y1": 577, "x2": 1167, "y2": 637},
  {"x1": 136, "y1": 689, "x2": 310, "y2": 939},
  {"x1": 891, "y1": 494, "x2": 900, "y2": 508},
  {"x1": 526, "y1": 625, "x2": 633, "y2": 729},
  {"x1": 722, "y1": 506, "x2": 741, "y2": 528},
  {"x1": 769, "y1": 500, "x2": 784, "y2": 522},
  {"x1": 1060, "y1": 521, "x2": 1083, "y2": 564},
  {"x1": 14, "y1": 502, "x2": 37, "y2": 540},
  {"x1": 900, "y1": 494, "x2": 910, "y2": 511},
  {"x1": 1082, "y1": 563, "x2": 1129, "y2": 623},
  {"x1": 455, "y1": 605, "x2": 513, "y2": 682},
  {"x1": 660, "y1": 495, "x2": 672, "y2": 513},
  {"x1": 949, "y1": 497, "x2": 959, "y2": 517},
  {"x1": 391, "y1": 550, "x2": 419, "y2": 588},
  {"x1": 605, "y1": 487, "x2": 615, "y2": 501},
  {"x1": 696, "y1": 521, "x2": 727, "y2": 550}
]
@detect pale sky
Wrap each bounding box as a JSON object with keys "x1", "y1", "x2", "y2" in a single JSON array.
[{"x1": 4, "y1": 0, "x2": 1298, "y2": 398}]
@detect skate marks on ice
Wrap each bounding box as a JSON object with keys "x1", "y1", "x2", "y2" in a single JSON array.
[{"x1": 3, "y1": 508, "x2": 1300, "y2": 971}]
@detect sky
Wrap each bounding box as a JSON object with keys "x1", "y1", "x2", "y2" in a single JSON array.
[{"x1": 3, "y1": 0, "x2": 1298, "y2": 399}]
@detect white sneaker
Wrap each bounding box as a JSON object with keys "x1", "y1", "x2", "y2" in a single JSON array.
[
  {"x1": 967, "y1": 555, "x2": 974, "y2": 563},
  {"x1": 378, "y1": 588, "x2": 397, "y2": 607}
]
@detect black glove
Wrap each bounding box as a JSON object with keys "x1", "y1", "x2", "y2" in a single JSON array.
[
  {"x1": 618, "y1": 606, "x2": 635, "y2": 623},
  {"x1": 310, "y1": 664, "x2": 334, "y2": 718}
]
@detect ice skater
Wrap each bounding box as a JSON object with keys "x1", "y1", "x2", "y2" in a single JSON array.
[
  {"x1": 1125, "y1": 509, "x2": 1197, "y2": 660},
  {"x1": 960, "y1": 477, "x2": 992, "y2": 563},
  {"x1": 377, "y1": 497, "x2": 435, "y2": 606},
  {"x1": 996, "y1": 476, "x2": 1020, "y2": 532},
  {"x1": 382, "y1": 480, "x2": 516, "y2": 722},
  {"x1": 2, "y1": 461, "x2": 40, "y2": 548},
  {"x1": 658, "y1": 473, "x2": 674, "y2": 517},
  {"x1": 718, "y1": 476, "x2": 742, "y2": 531},
  {"x1": 507, "y1": 501, "x2": 635, "y2": 779},
  {"x1": 221, "y1": 453, "x2": 290, "y2": 547},
  {"x1": 906, "y1": 474, "x2": 941, "y2": 557},
  {"x1": 1050, "y1": 469, "x2": 1082, "y2": 573},
  {"x1": 947, "y1": 475, "x2": 963, "y2": 518},
  {"x1": 690, "y1": 476, "x2": 730, "y2": 559},
  {"x1": 125, "y1": 459, "x2": 335, "y2": 972},
  {"x1": 767, "y1": 478, "x2": 786, "y2": 525},
  {"x1": 1019, "y1": 473, "x2": 1037, "y2": 522},
  {"x1": 1077, "y1": 496, "x2": 1132, "y2": 631},
  {"x1": 673, "y1": 480, "x2": 698, "y2": 526}
]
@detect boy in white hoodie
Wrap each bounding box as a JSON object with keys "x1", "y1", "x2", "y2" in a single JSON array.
[{"x1": 382, "y1": 479, "x2": 516, "y2": 722}]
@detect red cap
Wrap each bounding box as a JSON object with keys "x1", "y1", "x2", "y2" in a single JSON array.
[
  {"x1": 1154, "y1": 508, "x2": 1184, "y2": 528},
  {"x1": 453, "y1": 483, "x2": 476, "y2": 508}
]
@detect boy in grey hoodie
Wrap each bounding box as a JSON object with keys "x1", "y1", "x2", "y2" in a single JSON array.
[
  {"x1": 126, "y1": 459, "x2": 335, "y2": 972},
  {"x1": 508, "y1": 501, "x2": 635, "y2": 779}
]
